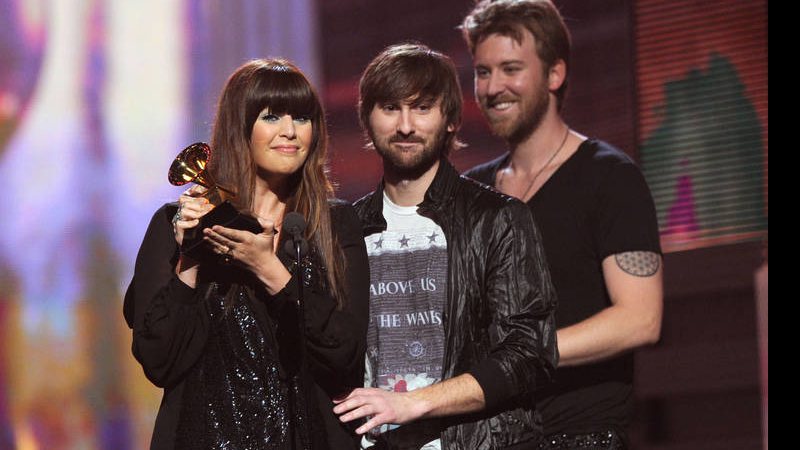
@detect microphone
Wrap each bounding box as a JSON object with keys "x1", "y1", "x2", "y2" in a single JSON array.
[
  {"x1": 282, "y1": 212, "x2": 309, "y2": 257},
  {"x1": 279, "y1": 211, "x2": 311, "y2": 444}
]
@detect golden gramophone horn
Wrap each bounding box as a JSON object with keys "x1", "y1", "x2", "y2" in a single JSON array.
[
  {"x1": 168, "y1": 142, "x2": 235, "y2": 204},
  {"x1": 169, "y1": 142, "x2": 212, "y2": 188}
]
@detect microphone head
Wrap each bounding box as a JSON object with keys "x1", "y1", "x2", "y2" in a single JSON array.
[
  {"x1": 284, "y1": 238, "x2": 309, "y2": 258},
  {"x1": 282, "y1": 212, "x2": 306, "y2": 238}
]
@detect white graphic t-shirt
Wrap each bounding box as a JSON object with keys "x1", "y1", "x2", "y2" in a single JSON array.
[{"x1": 362, "y1": 193, "x2": 447, "y2": 450}]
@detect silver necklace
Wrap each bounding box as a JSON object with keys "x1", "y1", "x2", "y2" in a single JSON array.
[{"x1": 499, "y1": 127, "x2": 570, "y2": 200}]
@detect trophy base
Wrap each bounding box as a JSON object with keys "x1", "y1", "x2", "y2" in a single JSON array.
[{"x1": 181, "y1": 200, "x2": 263, "y2": 265}]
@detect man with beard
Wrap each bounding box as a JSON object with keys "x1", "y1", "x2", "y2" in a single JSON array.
[
  {"x1": 461, "y1": 1, "x2": 664, "y2": 448},
  {"x1": 333, "y1": 43, "x2": 558, "y2": 450}
]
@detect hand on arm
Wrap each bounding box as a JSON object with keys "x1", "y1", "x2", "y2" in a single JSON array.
[
  {"x1": 557, "y1": 251, "x2": 663, "y2": 367},
  {"x1": 333, "y1": 374, "x2": 485, "y2": 435}
]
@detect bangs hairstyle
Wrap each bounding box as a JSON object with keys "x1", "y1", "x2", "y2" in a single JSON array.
[
  {"x1": 242, "y1": 64, "x2": 322, "y2": 139},
  {"x1": 208, "y1": 58, "x2": 346, "y2": 308},
  {"x1": 358, "y1": 43, "x2": 464, "y2": 154},
  {"x1": 461, "y1": 0, "x2": 571, "y2": 109}
]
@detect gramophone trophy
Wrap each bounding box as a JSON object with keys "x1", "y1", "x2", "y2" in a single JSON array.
[{"x1": 168, "y1": 142, "x2": 263, "y2": 263}]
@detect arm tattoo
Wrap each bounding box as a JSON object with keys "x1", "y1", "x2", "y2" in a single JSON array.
[{"x1": 614, "y1": 251, "x2": 660, "y2": 277}]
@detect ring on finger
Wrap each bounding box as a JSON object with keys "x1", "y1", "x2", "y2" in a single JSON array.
[
  {"x1": 172, "y1": 207, "x2": 183, "y2": 226},
  {"x1": 220, "y1": 250, "x2": 233, "y2": 265}
]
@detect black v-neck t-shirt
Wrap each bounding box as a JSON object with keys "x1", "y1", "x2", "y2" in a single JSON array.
[{"x1": 465, "y1": 139, "x2": 661, "y2": 435}]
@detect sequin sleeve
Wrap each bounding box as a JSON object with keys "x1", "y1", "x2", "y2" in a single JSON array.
[{"x1": 123, "y1": 203, "x2": 210, "y2": 388}]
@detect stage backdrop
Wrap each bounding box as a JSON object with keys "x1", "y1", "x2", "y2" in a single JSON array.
[
  {"x1": 0, "y1": 0, "x2": 320, "y2": 448},
  {"x1": 0, "y1": 1, "x2": 768, "y2": 449}
]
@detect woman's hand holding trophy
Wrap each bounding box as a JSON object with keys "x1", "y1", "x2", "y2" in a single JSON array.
[{"x1": 168, "y1": 142, "x2": 262, "y2": 265}]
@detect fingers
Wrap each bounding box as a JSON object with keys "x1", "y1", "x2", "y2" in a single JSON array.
[
  {"x1": 208, "y1": 225, "x2": 249, "y2": 242},
  {"x1": 179, "y1": 198, "x2": 211, "y2": 219},
  {"x1": 333, "y1": 387, "x2": 377, "y2": 412},
  {"x1": 203, "y1": 226, "x2": 257, "y2": 265},
  {"x1": 182, "y1": 185, "x2": 208, "y2": 198},
  {"x1": 175, "y1": 195, "x2": 211, "y2": 225},
  {"x1": 201, "y1": 222, "x2": 277, "y2": 269},
  {"x1": 335, "y1": 397, "x2": 381, "y2": 433},
  {"x1": 205, "y1": 235, "x2": 231, "y2": 256},
  {"x1": 203, "y1": 227, "x2": 234, "y2": 255},
  {"x1": 173, "y1": 193, "x2": 213, "y2": 245},
  {"x1": 204, "y1": 225, "x2": 244, "y2": 250},
  {"x1": 357, "y1": 415, "x2": 388, "y2": 436},
  {"x1": 200, "y1": 229, "x2": 235, "y2": 266},
  {"x1": 173, "y1": 201, "x2": 211, "y2": 232},
  {"x1": 333, "y1": 388, "x2": 398, "y2": 434},
  {"x1": 332, "y1": 395, "x2": 367, "y2": 420}
]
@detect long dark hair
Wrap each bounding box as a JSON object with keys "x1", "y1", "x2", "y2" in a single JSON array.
[{"x1": 208, "y1": 58, "x2": 345, "y2": 306}]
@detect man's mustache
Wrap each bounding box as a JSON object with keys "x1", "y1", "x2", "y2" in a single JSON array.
[
  {"x1": 389, "y1": 135, "x2": 426, "y2": 144},
  {"x1": 485, "y1": 93, "x2": 517, "y2": 107}
]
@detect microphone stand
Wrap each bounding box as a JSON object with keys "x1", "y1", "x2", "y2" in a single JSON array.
[
  {"x1": 293, "y1": 238, "x2": 307, "y2": 449},
  {"x1": 283, "y1": 212, "x2": 309, "y2": 448}
]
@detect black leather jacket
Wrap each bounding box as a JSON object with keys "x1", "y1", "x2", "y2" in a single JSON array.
[{"x1": 353, "y1": 159, "x2": 558, "y2": 449}]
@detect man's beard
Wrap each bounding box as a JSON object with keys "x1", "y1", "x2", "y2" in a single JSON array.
[
  {"x1": 371, "y1": 125, "x2": 449, "y2": 180},
  {"x1": 483, "y1": 79, "x2": 550, "y2": 146}
]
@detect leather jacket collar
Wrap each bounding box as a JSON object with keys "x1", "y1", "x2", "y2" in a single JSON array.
[{"x1": 357, "y1": 158, "x2": 460, "y2": 236}]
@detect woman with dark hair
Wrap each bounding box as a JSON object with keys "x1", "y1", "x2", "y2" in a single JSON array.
[{"x1": 124, "y1": 59, "x2": 369, "y2": 449}]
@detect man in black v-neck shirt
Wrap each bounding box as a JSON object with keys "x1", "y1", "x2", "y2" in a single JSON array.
[{"x1": 461, "y1": 1, "x2": 664, "y2": 448}]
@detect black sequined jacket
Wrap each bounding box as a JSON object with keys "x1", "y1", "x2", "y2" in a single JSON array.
[
  {"x1": 353, "y1": 159, "x2": 558, "y2": 450},
  {"x1": 124, "y1": 201, "x2": 369, "y2": 449}
]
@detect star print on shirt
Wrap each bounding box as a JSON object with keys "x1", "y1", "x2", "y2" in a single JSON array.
[
  {"x1": 399, "y1": 235, "x2": 410, "y2": 247},
  {"x1": 374, "y1": 237, "x2": 383, "y2": 249},
  {"x1": 427, "y1": 232, "x2": 438, "y2": 243}
]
